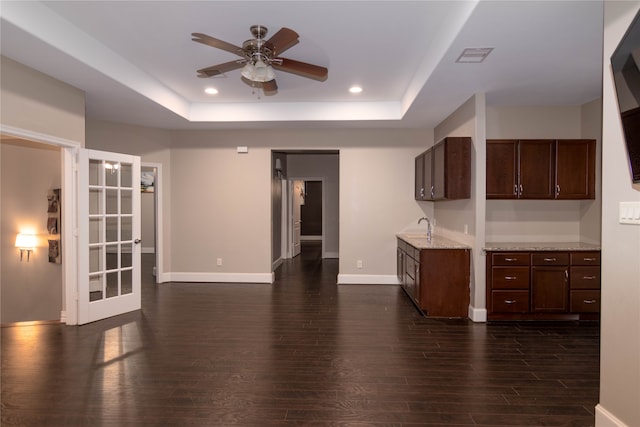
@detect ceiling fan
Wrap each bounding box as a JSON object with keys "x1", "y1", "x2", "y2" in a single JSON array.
[{"x1": 192, "y1": 25, "x2": 328, "y2": 96}]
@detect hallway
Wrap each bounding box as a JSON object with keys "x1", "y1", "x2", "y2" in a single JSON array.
[{"x1": 1, "y1": 250, "x2": 599, "y2": 426}]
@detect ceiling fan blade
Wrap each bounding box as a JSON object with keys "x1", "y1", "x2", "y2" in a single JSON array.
[
  {"x1": 272, "y1": 58, "x2": 328, "y2": 81},
  {"x1": 196, "y1": 60, "x2": 245, "y2": 78},
  {"x1": 266, "y1": 27, "x2": 299, "y2": 56},
  {"x1": 192, "y1": 32, "x2": 244, "y2": 57},
  {"x1": 262, "y1": 79, "x2": 278, "y2": 96}
]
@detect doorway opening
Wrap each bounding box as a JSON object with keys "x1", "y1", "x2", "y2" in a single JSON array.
[{"x1": 271, "y1": 150, "x2": 339, "y2": 272}]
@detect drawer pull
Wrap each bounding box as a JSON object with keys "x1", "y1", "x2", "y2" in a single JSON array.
[
  {"x1": 583, "y1": 275, "x2": 596, "y2": 280},
  {"x1": 504, "y1": 299, "x2": 517, "y2": 304},
  {"x1": 583, "y1": 257, "x2": 597, "y2": 262},
  {"x1": 543, "y1": 257, "x2": 557, "y2": 262},
  {"x1": 504, "y1": 276, "x2": 517, "y2": 280},
  {"x1": 583, "y1": 299, "x2": 597, "y2": 304},
  {"x1": 504, "y1": 257, "x2": 518, "y2": 262}
]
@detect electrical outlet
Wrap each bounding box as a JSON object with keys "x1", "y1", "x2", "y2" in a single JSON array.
[
  {"x1": 357, "y1": 259, "x2": 363, "y2": 269},
  {"x1": 216, "y1": 258, "x2": 222, "y2": 266}
]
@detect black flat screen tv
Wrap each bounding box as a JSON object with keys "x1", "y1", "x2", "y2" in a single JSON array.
[{"x1": 611, "y1": 9, "x2": 640, "y2": 184}]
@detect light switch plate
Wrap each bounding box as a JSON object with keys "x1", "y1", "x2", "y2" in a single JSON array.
[{"x1": 619, "y1": 201, "x2": 640, "y2": 225}]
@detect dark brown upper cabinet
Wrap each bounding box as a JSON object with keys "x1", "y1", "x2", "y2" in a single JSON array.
[
  {"x1": 415, "y1": 137, "x2": 471, "y2": 201},
  {"x1": 555, "y1": 139, "x2": 596, "y2": 199},
  {"x1": 486, "y1": 139, "x2": 595, "y2": 200}
]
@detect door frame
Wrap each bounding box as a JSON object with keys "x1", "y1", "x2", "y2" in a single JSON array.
[
  {"x1": 141, "y1": 162, "x2": 164, "y2": 283},
  {"x1": 0, "y1": 124, "x2": 80, "y2": 324}
]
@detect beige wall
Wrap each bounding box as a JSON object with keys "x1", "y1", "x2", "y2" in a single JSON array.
[
  {"x1": 1, "y1": 140, "x2": 63, "y2": 323},
  {"x1": 580, "y1": 98, "x2": 603, "y2": 244},
  {"x1": 434, "y1": 93, "x2": 486, "y2": 318},
  {"x1": 597, "y1": 2, "x2": 640, "y2": 426},
  {"x1": 86, "y1": 119, "x2": 172, "y2": 274},
  {"x1": 1, "y1": 56, "x2": 86, "y2": 323},
  {"x1": 485, "y1": 105, "x2": 601, "y2": 243},
  {"x1": 0, "y1": 56, "x2": 85, "y2": 145},
  {"x1": 87, "y1": 123, "x2": 428, "y2": 281},
  {"x1": 339, "y1": 137, "x2": 430, "y2": 280}
]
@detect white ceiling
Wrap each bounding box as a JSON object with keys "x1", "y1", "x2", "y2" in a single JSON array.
[{"x1": 0, "y1": 1, "x2": 604, "y2": 130}]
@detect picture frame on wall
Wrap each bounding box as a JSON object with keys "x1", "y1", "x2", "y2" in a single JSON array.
[
  {"x1": 47, "y1": 191, "x2": 59, "y2": 213},
  {"x1": 47, "y1": 188, "x2": 62, "y2": 264},
  {"x1": 48, "y1": 239, "x2": 60, "y2": 263},
  {"x1": 141, "y1": 171, "x2": 155, "y2": 193},
  {"x1": 47, "y1": 217, "x2": 58, "y2": 234}
]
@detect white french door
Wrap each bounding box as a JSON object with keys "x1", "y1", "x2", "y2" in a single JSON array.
[{"x1": 77, "y1": 149, "x2": 141, "y2": 324}]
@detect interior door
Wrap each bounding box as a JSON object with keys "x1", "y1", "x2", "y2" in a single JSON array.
[{"x1": 78, "y1": 149, "x2": 141, "y2": 325}]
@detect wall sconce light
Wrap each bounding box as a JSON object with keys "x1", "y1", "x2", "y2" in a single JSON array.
[
  {"x1": 15, "y1": 233, "x2": 37, "y2": 262},
  {"x1": 104, "y1": 162, "x2": 119, "y2": 174}
]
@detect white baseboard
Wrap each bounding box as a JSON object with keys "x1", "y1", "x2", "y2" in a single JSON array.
[
  {"x1": 167, "y1": 272, "x2": 274, "y2": 284},
  {"x1": 272, "y1": 258, "x2": 283, "y2": 271},
  {"x1": 337, "y1": 274, "x2": 400, "y2": 285},
  {"x1": 468, "y1": 306, "x2": 487, "y2": 322},
  {"x1": 157, "y1": 272, "x2": 171, "y2": 283},
  {"x1": 323, "y1": 251, "x2": 339, "y2": 259},
  {"x1": 596, "y1": 404, "x2": 629, "y2": 427},
  {"x1": 60, "y1": 310, "x2": 66, "y2": 323},
  {"x1": 142, "y1": 247, "x2": 155, "y2": 254}
]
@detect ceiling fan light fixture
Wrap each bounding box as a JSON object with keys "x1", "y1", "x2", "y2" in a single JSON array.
[
  {"x1": 240, "y1": 60, "x2": 276, "y2": 83},
  {"x1": 254, "y1": 59, "x2": 276, "y2": 82},
  {"x1": 240, "y1": 63, "x2": 256, "y2": 80}
]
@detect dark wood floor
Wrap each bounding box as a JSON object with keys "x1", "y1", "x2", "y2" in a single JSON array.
[{"x1": 1, "y1": 242, "x2": 599, "y2": 426}]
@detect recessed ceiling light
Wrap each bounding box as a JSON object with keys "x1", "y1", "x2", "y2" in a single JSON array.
[
  {"x1": 349, "y1": 86, "x2": 363, "y2": 94},
  {"x1": 456, "y1": 47, "x2": 494, "y2": 63},
  {"x1": 204, "y1": 87, "x2": 218, "y2": 95}
]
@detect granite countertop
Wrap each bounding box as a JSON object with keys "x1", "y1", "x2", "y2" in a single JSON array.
[
  {"x1": 484, "y1": 242, "x2": 601, "y2": 251},
  {"x1": 397, "y1": 233, "x2": 471, "y2": 250}
]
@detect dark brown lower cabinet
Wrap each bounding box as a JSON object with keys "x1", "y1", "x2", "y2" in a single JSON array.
[
  {"x1": 398, "y1": 239, "x2": 470, "y2": 317},
  {"x1": 486, "y1": 250, "x2": 600, "y2": 321}
]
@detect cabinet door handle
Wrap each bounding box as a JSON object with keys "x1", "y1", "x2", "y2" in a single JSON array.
[
  {"x1": 565, "y1": 270, "x2": 568, "y2": 281},
  {"x1": 556, "y1": 184, "x2": 560, "y2": 196},
  {"x1": 583, "y1": 299, "x2": 597, "y2": 304},
  {"x1": 430, "y1": 186, "x2": 434, "y2": 198},
  {"x1": 504, "y1": 257, "x2": 518, "y2": 262},
  {"x1": 583, "y1": 275, "x2": 596, "y2": 280},
  {"x1": 543, "y1": 257, "x2": 557, "y2": 262},
  {"x1": 514, "y1": 184, "x2": 518, "y2": 196},
  {"x1": 504, "y1": 299, "x2": 517, "y2": 304},
  {"x1": 519, "y1": 184, "x2": 523, "y2": 194},
  {"x1": 504, "y1": 276, "x2": 517, "y2": 280}
]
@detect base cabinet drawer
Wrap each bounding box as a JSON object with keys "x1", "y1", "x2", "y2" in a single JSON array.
[
  {"x1": 491, "y1": 267, "x2": 530, "y2": 289},
  {"x1": 570, "y1": 267, "x2": 600, "y2": 289},
  {"x1": 570, "y1": 290, "x2": 601, "y2": 313},
  {"x1": 492, "y1": 291, "x2": 529, "y2": 313}
]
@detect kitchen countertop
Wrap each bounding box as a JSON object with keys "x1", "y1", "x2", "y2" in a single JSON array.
[
  {"x1": 484, "y1": 241, "x2": 601, "y2": 251},
  {"x1": 397, "y1": 233, "x2": 471, "y2": 250}
]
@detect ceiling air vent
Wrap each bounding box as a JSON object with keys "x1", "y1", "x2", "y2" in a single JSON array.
[{"x1": 456, "y1": 47, "x2": 494, "y2": 63}]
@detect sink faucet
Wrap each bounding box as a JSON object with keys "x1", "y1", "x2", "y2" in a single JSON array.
[{"x1": 418, "y1": 217, "x2": 432, "y2": 241}]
